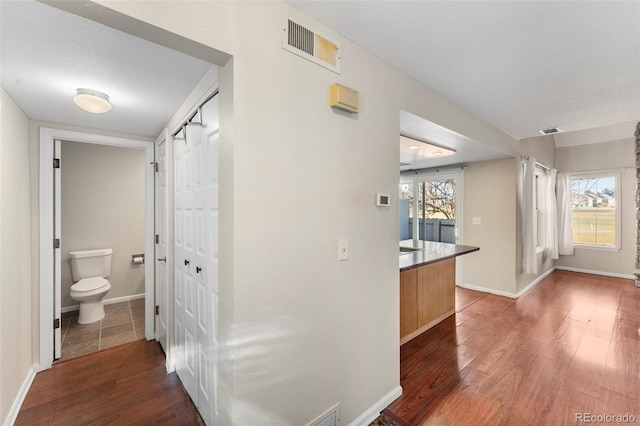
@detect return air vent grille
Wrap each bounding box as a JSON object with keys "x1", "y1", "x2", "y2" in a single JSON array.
[
  {"x1": 288, "y1": 20, "x2": 314, "y2": 56},
  {"x1": 283, "y1": 14, "x2": 341, "y2": 73},
  {"x1": 309, "y1": 403, "x2": 340, "y2": 426}
]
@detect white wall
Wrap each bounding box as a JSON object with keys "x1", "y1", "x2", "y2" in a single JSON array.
[
  {"x1": 462, "y1": 135, "x2": 559, "y2": 297},
  {"x1": 463, "y1": 158, "x2": 518, "y2": 295},
  {"x1": 1, "y1": 88, "x2": 33, "y2": 423},
  {"x1": 556, "y1": 138, "x2": 636, "y2": 276},
  {"x1": 520, "y1": 134, "x2": 556, "y2": 169},
  {"x1": 60, "y1": 141, "x2": 146, "y2": 308},
  {"x1": 47, "y1": 1, "x2": 519, "y2": 424}
]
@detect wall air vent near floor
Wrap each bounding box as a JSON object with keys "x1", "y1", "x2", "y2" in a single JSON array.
[
  {"x1": 309, "y1": 403, "x2": 340, "y2": 426},
  {"x1": 282, "y1": 13, "x2": 341, "y2": 73}
]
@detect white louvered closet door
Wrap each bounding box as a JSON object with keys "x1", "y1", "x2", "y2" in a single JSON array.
[{"x1": 174, "y1": 94, "x2": 219, "y2": 425}]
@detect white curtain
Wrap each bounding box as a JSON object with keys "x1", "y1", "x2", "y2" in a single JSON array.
[
  {"x1": 545, "y1": 169, "x2": 559, "y2": 259},
  {"x1": 557, "y1": 172, "x2": 574, "y2": 255},
  {"x1": 521, "y1": 157, "x2": 537, "y2": 274}
]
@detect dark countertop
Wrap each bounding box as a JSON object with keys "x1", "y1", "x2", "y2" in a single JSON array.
[{"x1": 399, "y1": 239, "x2": 479, "y2": 272}]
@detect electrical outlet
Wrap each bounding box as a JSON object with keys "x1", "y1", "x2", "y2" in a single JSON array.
[
  {"x1": 472, "y1": 217, "x2": 482, "y2": 225},
  {"x1": 338, "y1": 239, "x2": 349, "y2": 261}
]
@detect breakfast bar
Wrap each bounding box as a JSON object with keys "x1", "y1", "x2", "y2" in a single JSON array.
[{"x1": 399, "y1": 239, "x2": 479, "y2": 345}]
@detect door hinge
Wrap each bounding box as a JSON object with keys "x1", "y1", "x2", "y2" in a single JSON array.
[
  {"x1": 53, "y1": 158, "x2": 60, "y2": 169},
  {"x1": 54, "y1": 238, "x2": 60, "y2": 249},
  {"x1": 154, "y1": 162, "x2": 159, "y2": 173},
  {"x1": 155, "y1": 234, "x2": 159, "y2": 244},
  {"x1": 155, "y1": 305, "x2": 159, "y2": 315},
  {"x1": 54, "y1": 318, "x2": 60, "y2": 329}
]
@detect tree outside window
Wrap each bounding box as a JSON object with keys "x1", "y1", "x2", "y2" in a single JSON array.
[{"x1": 417, "y1": 179, "x2": 455, "y2": 220}]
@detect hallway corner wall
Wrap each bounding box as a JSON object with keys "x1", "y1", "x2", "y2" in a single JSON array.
[{"x1": 1, "y1": 87, "x2": 34, "y2": 424}]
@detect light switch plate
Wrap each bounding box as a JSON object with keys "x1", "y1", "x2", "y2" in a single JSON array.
[{"x1": 472, "y1": 217, "x2": 482, "y2": 225}]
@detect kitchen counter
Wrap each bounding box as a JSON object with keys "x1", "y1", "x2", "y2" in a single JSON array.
[
  {"x1": 399, "y1": 239, "x2": 479, "y2": 271},
  {"x1": 399, "y1": 239, "x2": 479, "y2": 345}
]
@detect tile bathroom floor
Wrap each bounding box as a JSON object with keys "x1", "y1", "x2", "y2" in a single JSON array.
[{"x1": 58, "y1": 298, "x2": 145, "y2": 362}]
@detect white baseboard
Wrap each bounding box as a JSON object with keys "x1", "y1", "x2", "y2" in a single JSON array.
[
  {"x1": 458, "y1": 266, "x2": 556, "y2": 299},
  {"x1": 555, "y1": 266, "x2": 636, "y2": 280},
  {"x1": 3, "y1": 363, "x2": 38, "y2": 426},
  {"x1": 348, "y1": 385, "x2": 403, "y2": 426},
  {"x1": 516, "y1": 267, "x2": 556, "y2": 298},
  {"x1": 457, "y1": 283, "x2": 517, "y2": 299},
  {"x1": 61, "y1": 293, "x2": 145, "y2": 313}
]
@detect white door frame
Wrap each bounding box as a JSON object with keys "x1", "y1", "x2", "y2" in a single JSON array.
[
  {"x1": 53, "y1": 139, "x2": 62, "y2": 359},
  {"x1": 39, "y1": 127, "x2": 155, "y2": 370},
  {"x1": 154, "y1": 129, "x2": 174, "y2": 372}
]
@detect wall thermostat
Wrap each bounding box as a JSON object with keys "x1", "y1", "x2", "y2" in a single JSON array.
[{"x1": 376, "y1": 193, "x2": 391, "y2": 207}]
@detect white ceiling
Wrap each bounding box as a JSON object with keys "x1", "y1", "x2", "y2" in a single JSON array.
[
  {"x1": 2, "y1": 1, "x2": 638, "y2": 166},
  {"x1": 290, "y1": 0, "x2": 640, "y2": 139},
  {"x1": 290, "y1": 0, "x2": 640, "y2": 165},
  {"x1": 0, "y1": 0, "x2": 213, "y2": 138}
]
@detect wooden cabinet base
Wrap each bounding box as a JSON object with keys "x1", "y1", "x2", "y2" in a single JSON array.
[
  {"x1": 400, "y1": 258, "x2": 456, "y2": 345},
  {"x1": 399, "y1": 308, "x2": 455, "y2": 345}
]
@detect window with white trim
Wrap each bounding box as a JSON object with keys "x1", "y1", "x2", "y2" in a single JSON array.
[
  {"x1": 570, "y1": 173, "x2": 619, "y2": 249},
  {"x1": 534, "y1": 169, "x2": 546, "y2": 251},
  {"x1": 523, "y1": 162, "x2": 548, "y2": 252}
]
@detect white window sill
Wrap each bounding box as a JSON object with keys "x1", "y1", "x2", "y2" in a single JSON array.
[
  {"x1": 573, "y1": 244, "x2": 620, "y2": 253},
  {"x1": 536, "y1": 246, "x2": 545, "y2": 255}
]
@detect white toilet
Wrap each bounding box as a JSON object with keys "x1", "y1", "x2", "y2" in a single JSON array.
[{"x1": 69, "y1": 248, "x2": 113, "y2": 324}]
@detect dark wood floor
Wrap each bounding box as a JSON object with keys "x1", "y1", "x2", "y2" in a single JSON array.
[
  {"x1": 16, "y1": 340, "x2": 202, "y2": 425},
  {"x1": 15, "y1": 270, "x2": 639, "y2": 425},
  {"x1": 387, "y1": 270, "x2": 640, "y2": 425}
]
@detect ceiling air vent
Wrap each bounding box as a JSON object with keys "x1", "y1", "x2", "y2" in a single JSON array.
[
  {"x1": 539, "y1": 127, "x2": 561, "y2": 135},
  {"x1": 283, "y1": 14, "x2": 341, "y2": 73}
]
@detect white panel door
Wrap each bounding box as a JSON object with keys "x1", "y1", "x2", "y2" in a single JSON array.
[
  {"x1": 195, "y1": 96, "x2": 220, "y2": 425},
  {"x1": 173, "y1": 94, "x2": 219, "y2": 425},
  {"x1": 155, "y1": 135, "x2": 169, "y2": 353},
  {"x1": 174, "y1": 125, "x2": 199, "y2": 402}
]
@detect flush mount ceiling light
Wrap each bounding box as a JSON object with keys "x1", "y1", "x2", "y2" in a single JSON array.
[
  {"x1": 399, "y1": 135, "x2": 456, "y2": 158},
  {"x1": 73, "y1": 88, "x2": 112, "y2": 114}
]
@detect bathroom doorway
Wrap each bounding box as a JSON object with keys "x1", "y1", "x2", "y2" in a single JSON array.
[
  {"x1": 39, "y1": 128, "x2": 155, "y2": 368},
  {"x1": 57, "y1": 140, "x2": 147, "y2": 361}
]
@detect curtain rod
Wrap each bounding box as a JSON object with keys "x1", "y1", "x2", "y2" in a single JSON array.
[
  {"x1": 522, "y1": 156, "x2": 551, "y2": 171},
  {"x1": 400, "y1": 163, "x2": 467, "y2": 175}
]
